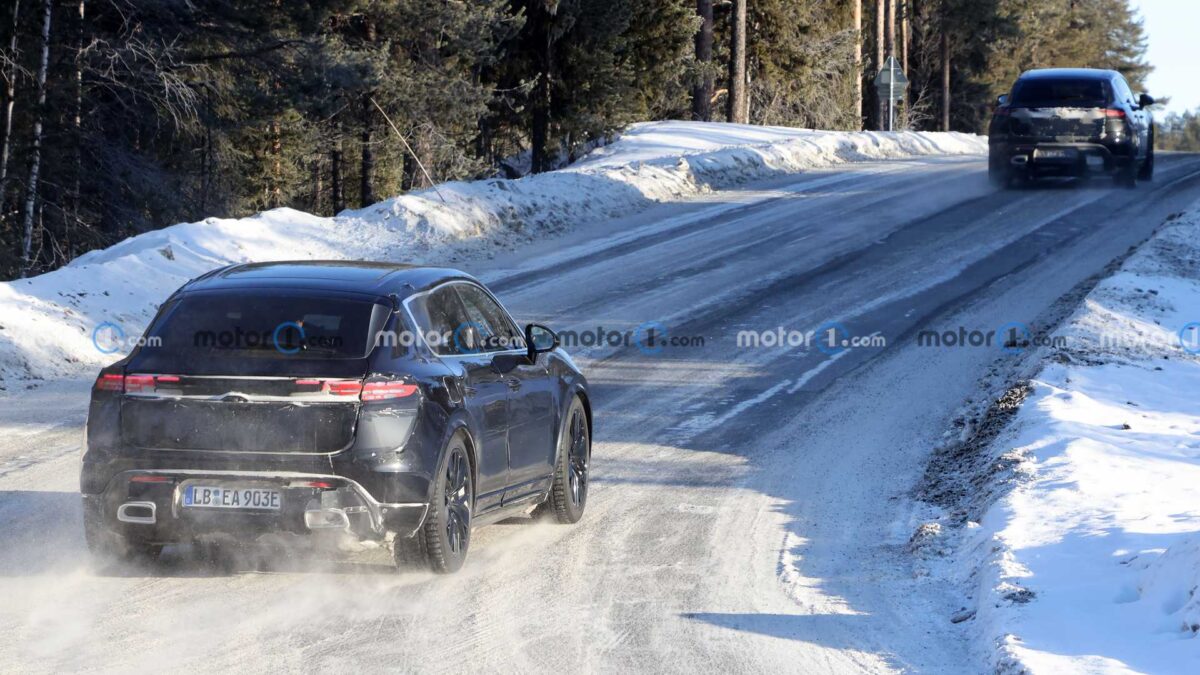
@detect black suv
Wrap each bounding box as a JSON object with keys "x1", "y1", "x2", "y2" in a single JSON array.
[
  {"x1": 988, "y1": 68, "x2": 1155, "y2": 188},
  {"x1": 81, "y1": 261, "x2": 592, "y2": 573}
]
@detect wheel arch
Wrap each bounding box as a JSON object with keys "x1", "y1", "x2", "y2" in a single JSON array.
[
  {"x1": 573, "y1": 386, "x2": 593, "y2": 440},
  {"x1": 442, "y1": 415, "x2": 479, "y2": 506}
]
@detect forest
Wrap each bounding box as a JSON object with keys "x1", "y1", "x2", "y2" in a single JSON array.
[{"x1": 0, "y1": 0, "x2": 1152, "y2": 279}]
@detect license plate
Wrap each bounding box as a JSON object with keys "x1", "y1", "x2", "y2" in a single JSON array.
[
  {"x1": 183, "y1": 485, "x2": 281, "y2": 510},
  {"x1": 1086, "y1": 155, "x2": 1105, "y2": 169},
  {"x1": 1035, "y1": 148, "x2": 1075, "y2": 160}
]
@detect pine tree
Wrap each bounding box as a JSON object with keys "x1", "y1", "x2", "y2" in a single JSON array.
[{"x1": 743, "y1": 0, "x2": 857, "y2": 129}]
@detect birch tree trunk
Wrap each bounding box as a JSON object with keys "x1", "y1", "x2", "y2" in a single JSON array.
[
  {"x1": 311, "y1": 158, "x2": 323, "y2": 215},
  {"x1": 71, "y1": 0, "x2": 85, "y2": 255},
  {"x1": 359, "y1": 18, "x2": 376, "y2": 206},
  {"x1": 331, "y1": 134, "x2": 345, "y2": 214},
  {"x1": 530, "y1": 1, "x2": 553, "y2": 174},
  {"x1": 20, "y1": 0, "x2": 52, "y2": 278},
  {"x1": 359, "y1": 95, "x2": 374, "y2": 207},
  {"x1": 853, "y1": 0, "x2": 862, "y2": 130},
  {"x1": 726, "y1": 0, "x2": 747, "y2": 124},
  {"x1": 0, "y1": 0, "x2": 20, "y2": 199},
  {"x1": 691, "y1": 0, "x2": 714, "y2": 122},
  {"x1": 942, "y1": 30, "x2": 951, "y2": 131},
  {"x1": 874, "y1": 0, "x2": 885, "y2": 130}
]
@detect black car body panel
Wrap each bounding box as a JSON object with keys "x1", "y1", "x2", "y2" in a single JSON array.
[
  {"x1": 81, "y1": 261, "x2": 591, "y2": 549},
  {"x1": 988, "y1": 68, "x2": 1154, "y2": 183}
]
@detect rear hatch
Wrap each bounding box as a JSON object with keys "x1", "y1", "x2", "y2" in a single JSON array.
[
  {"x1": 1003, "y1": 77, "x2": 1114, "y2": 143},
  {"x1": 119, "y1": 290, "x2": 391, "y2": 454}
]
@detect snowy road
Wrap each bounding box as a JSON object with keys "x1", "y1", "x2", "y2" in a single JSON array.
[{"x1": 4, "y1": 153, "x2": 1200, "y2": 672}]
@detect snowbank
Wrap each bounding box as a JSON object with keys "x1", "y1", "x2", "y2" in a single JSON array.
[
  {"x1": 944, "y1": 206, "x2": 1200, "y2": 673},
  {"x1": 0, "y1": 121, "x2": 984, "y2": 384}
]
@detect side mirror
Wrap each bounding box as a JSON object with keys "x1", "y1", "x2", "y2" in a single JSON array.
[
  {"x1": 525, "y1": 323, "x2": 558, "y2": 362},
  {"x1": 996, "y1": 94, "x2": 1009, "y2": 106},
  {"x1": 1138, "y1": 93, "x2": 1155, "y2": 108}
]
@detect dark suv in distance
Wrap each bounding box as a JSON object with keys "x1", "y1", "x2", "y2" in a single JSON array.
[
  {"x1": 988, "y1": 68, "x2": 1155, "y2": 188},
  {"x1": 81, "y1": 261, "x2": 592, "y2": 574}
]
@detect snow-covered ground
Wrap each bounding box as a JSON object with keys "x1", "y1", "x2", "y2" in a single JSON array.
[
  {"x1": 0, "y1": 122, "x2": 982, "y2": 385},
  {"x1": 925, "y1": 205, "x2": 1200, "y2": 673},
  {"x1": 3, "y1": 115, "x2": 1200, "y2": 672}
]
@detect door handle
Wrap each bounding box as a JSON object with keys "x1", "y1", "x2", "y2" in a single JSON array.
[{"x1": 506, "y1": 378, "x2": 522, "y2": 392}]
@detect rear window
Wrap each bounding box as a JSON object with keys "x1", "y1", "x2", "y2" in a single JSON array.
[
  {"x1": 1010, "y1": 78, "x2": 1111, "y2": 108},
  {"x1": 142, "y1": 293, "x2": 390, "y2": 360}
]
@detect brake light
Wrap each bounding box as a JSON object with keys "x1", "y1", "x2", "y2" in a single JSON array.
[
  {"x1": 993, "y1": 107, "x2": 1011, "y2": 117},
  {"x1": 94, "y1": 373, "x2": 124, "y2": 392},
  {"x1": 324, "y1": 380, "x2": 363, "y2": 397},
  {"x1": 124, "y1": 374, "x2": 155, "y2": 393},
  {"x1": 1105, "y1": 108, "x2": 1126, "y2": 119},
  {"x1": 290, "y1": 378, "x2": 417, "y2": 400},
  {"x1": 98, "y1": 374, "x2": 182, "y2": 394},
  {"x1": 297, "y1": 480, "x2": 335, "y2": 489},
  {"x1": 361, "y1": 381, "x2": 419, "y2": 401}
]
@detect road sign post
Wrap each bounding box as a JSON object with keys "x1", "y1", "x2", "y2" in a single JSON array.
[{"x1": 873, "y1": 56, "x2": 909, "y2": 132}]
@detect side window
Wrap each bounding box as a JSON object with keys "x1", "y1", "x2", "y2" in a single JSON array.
[
  {"x1": 454, "y1": 284, "x2": 524, "y2": 352},
  {"x1": 409, "y1": 285, "x2": 473, "y2": 355},
  {"x1": 1114, "y1": 77, "x2": 1133, "y2": 105}
]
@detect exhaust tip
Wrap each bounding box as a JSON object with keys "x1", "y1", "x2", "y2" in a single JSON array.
[
  {"x1": 117, "y1": 501, "x2": 157, "y2": 525},
  {"x1": 1010, "y1": 155, "x2": 1030, "y2": 166},
  {"x1": 305, "y1": 509, "x2": 351, "y2": 530}
]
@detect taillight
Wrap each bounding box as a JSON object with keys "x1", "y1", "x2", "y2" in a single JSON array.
[
  {"x1": 993, "y1": 107, "x2": 1011, "y2": 117},
  {"x1": 94, "y1": 373, "x2": 124, "y2": 392},
  {"x1": 361, "y1": 381, "x2": 419, "y2": 401},
  {"x1": 1105, "y1": 109, "x2": 1126, "y2": 119},
  {"x1": 96, "y1": 373, "x2": 183, "y2": 394},
  {"x1": 324, "y1": 380, "x2": 364, "y2": 397},
  {"x1": 124, "y1": 375, "x2": 152, "y2": 393},
  {"x1": 294, "y1": 378, "x2": 417, "y2": 400}
]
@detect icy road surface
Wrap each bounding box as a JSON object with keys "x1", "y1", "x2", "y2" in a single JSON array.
[{"x1": 4, "y1": 154, "x2": 1200, "y2": 672}]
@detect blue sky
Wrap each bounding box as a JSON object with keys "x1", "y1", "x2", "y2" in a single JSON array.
[{"x1": 1131, "y1": 0, "x2": 1199, "y2": 114}]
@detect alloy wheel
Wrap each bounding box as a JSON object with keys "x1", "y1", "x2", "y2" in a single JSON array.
[
  {"x1": 444, "y1": 447, "x2": 471, "y2": 555},
  {"x1": 567, "y1": 409, "x2": 589, "y2": 507}
]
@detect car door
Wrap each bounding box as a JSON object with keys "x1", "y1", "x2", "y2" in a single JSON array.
[
  {"x1": 454, "y1": 284, "x2": 558, "y2": 501},
  {"x1": 411, "y1": 284, "x2": 510, "y2": 513}
]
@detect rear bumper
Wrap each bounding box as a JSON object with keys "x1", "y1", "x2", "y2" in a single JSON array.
[
  {"x1": 83, "y1": 467, "x2": 430, "y2": 545},
  {"x1": 992, "y1": 141, "x2": 1134, "y2": 177}
]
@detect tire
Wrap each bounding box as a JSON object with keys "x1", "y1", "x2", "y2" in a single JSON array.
[
  {"x1": 394, "y1": 433, "x2": 473, "y2": 574},
  {"x1": 1114, "y1": 160, "x2": 1138, "y2": 189},
  {"x1": 542, "y1": 397, "x2": 590, "y2": 525},
  {"x1": 1138, "y1": 140, "x2": 1154, "y2": 181},
  {"x1": 82, "y1": 498, "x2": 162, "y2": 564},
  {"x1": 987, "y1": 155, "x2": 1010, "y2": 188}
]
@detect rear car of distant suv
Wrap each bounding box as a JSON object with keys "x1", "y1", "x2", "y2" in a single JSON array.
[
  {"x1": 988, "y1": 68, "x2": 1155, "y2": 188},
  {"x1": 81, "y1": 261, "x2": 592, "y2": 574}
]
